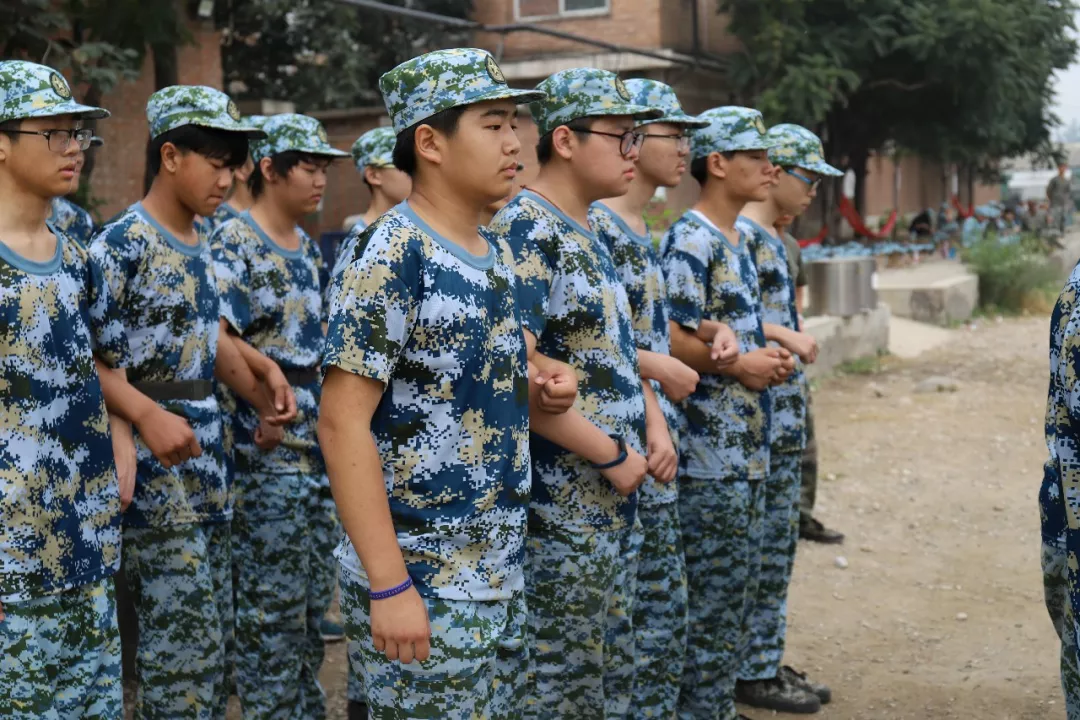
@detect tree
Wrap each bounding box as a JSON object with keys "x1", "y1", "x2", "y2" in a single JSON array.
[{"x1": 216, "y1": 0, "x2": 474, "y2": 112}]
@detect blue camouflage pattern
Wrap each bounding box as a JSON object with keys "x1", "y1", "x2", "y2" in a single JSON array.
[
  {"x1": 0, "y1": 577, "x2": 122, "y2": 719},
  {"x1": 0, "y1": 232, "x2": 128, "y2": 604},
  {"x1": 203, "y1": 201, "x2": 241, "y2": 234},
  {"x1": 1041, "y1": 462, "x2": 1080, "y2": 718},
  {"x1": 589, "y1": 202, "x2": 679, "y2": 505},
  {"x1": 89, "y1": 204, "x2": 229, "y2": 527},
  {"x1": 324, "y1": 202, "x2": 530, "y2": 601},
  {"x1": 661, "y1": 210, "x2": 770, "y2": 481},
  {"x1": 604, "y1": 520, "x2": 642, "y2": 720},
  {"x1": 765, "y1": 124, "x2": 843, "y2": 176},
  {"x1": 690, "y1": 106, "x2": 775, "y2": 161},
  {"x1": 341, "y1": 568, "x2": 529, "y2": 719},
  {"x1": 0, "y1": 60, "x2": 109, "y2": 122},
  {"x1": 250, "y1": 112, "x2": 349, "y2": 163},
  {"x1": 146, "y1": 85, "x2": 263, "y2": 140},
  {"x1": 490, "y1": 190, "x2": 646, "y2": 532},
  {"x1": 351, "y1": 126, "x2": 397, "y2": 172},
  {"x1": 211, "y1": 212, "x2": 326, "y2": 477},
  {"x1": 329, "y1": 219, "x2": 367, "y2": 286},
  {"x1": 530, "y1": 68, "x2": 660, "y2": 137},
  {"x1": 622, "y1": 78, "x2": 708, "y2": 128},
  {"x1": 49, "y1": 196, "x2": 95, "y2": 250},
  {"x1": 379, "y1": 48, "x2": 544, "y2": 135}
]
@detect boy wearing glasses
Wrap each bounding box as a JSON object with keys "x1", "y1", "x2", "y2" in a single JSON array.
[
  {"x1": 0, "y1": 59, "x2": 129, "y2": 719},
  {"x1": 49, "y1": 135, "x2": 102, "y2": 249},
  {"x1": 488, "y1": 68, "x2": 658, "y2": 717},
  {"x1": 734, "y1": 124, "x2": 841, "y2": 715},
  {"x1": 662, "y1": 107, "x2": 796, "y2": 720}
]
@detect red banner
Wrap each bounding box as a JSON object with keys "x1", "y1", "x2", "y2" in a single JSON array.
[
  {"x1": 838, "y1": 195, "x2": 898, "y2": 239},
  {"x1": 951, "y1": 195, "x2": 974, "y2": 219},
  {"x1": 798, "y1": 225, "x2": 828, "y2": 248}
]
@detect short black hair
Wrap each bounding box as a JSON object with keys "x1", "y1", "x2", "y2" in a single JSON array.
[
  {"x1": 689, "y1": 151, "x2": 737, "y2": 185},
  {"x1": 0, "y1": 119, "x2": 22, "y2": 143},
  {"x1": 248, "y1": 151, "x2": 326, "y2": 198},
  {"x1": 392, "y1": 105, "x2": 468, "y2": 178},
  {"x1": 146, "y1": 124, "x2": 249, "y2": 178},
  {"x1": 535, "y1": 117, "x2": 597, "y2": 165}
]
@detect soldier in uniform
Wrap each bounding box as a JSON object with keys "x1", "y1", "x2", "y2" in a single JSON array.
[
  {"x1": 662, "y1": 107, "x2": 794, "y2": 720},
  {"x1": 0, "y1": 59, "x2": 129, "y2": 719},
  {"x1": 736, "y1": 124, "x2": 841, "y2": 714},
  {"x1": 587, "y1": 78, "x2": 715, "y2": 720},
  {"x1": 488, "y1": 66, "x2": 659, "y2": 719},
  {"x1": 1048, "y1": 162, "x2": 1073, "y2": 236},
  {"x1": 88, "y1": 85, "x2": 295, "y2": 719}
]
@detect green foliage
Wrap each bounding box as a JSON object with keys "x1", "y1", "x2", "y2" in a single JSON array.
[
  {"x1": 217, "y1": 0, "x2": 475, "y2": 111},
  {"x1": 962, "y1": 234, "x2": 1060, "y2": 312}
]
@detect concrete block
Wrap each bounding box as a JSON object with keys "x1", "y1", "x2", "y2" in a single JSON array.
[
  {"x1": 803, "y1": 303, "x2": 891, "y2": 379},
  {"x1": 874, "y1": 261, "x2": 978, "y2": 325}
]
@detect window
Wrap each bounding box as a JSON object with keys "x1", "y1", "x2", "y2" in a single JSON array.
[{"x1": 515, "y1": 0, "x2": 609, "y2": 21}]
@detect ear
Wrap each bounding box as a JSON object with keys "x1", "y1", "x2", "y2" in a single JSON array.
[
  {"x1": 258, "y1": 156, "x2": 276, "y2": 183},
  {"x1": 160, "y1": 142, "x2": 182, "y2": 174},
  {"x1": 363, "y1": 165, "x2": 382, "y2": 187},
  {"x1": 551, "y1": 125, "x2": 576, "y2": 161},
  {"x1": 707, "y1": 151, "x2": 727, "y2": 180},
  {"x1": 414, "y1": 124, "x2": 444, "y2": 169}
]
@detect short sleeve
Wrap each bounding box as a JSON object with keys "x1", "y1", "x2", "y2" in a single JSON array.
[
  {"x1": 209, "y1": 223, "x2": 252, "y2": 334},
  {"x1": 489, "y1": 209, "x2": 553, "y2": 338},
  {"x1": 83, "y1": 250, "x2": 130, "y2": 368},
  {"x1": 88, "y1": 222, "x2": 138, "y2": 310},
  {"x1": 323, "y1": 239, "x2": 420, "y2": 385},
  {"x1": 661, "y1": 224, "x2": 709, "y2": 331}
]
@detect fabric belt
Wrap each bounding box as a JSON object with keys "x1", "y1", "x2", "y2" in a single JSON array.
[
  {"x1": 132, "y1": 379, "x2": 214, "y2": 402},
  {"x1": 284, "y1": 367, "x2": 319, "y2": 386}
]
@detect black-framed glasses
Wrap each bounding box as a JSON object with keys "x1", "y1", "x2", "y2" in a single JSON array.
[
  {"x1": 643, "y1": 132, "x2": 690, "y2": 153},
  {"x1": 572, "y1": 128, "x2": 645, "y2": 158},
  {"x1": 6, "y1": 127, "x2": 93, "y2": 153},
  {"x1": 785, "y1": 167, "x2": 822, "y2": 192}
]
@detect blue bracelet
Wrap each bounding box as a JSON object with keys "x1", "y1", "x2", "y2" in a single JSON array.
[
  {"x1": 369, "y1": 576, "x2": 413, "y2": 601},
  {"x1": 590, "y1": 434, "x2": 628, "y2": 470}
]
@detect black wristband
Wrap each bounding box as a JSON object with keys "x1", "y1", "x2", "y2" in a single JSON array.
[{"x1": 591, "y1": 434, "x2": 628, "y2": 470}]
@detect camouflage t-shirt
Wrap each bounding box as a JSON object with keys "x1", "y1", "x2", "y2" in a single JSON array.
[
  {"x1": 89, "y1": 203, "x2": 229, "y2": 528},
  {"x1": 662, "y1": 210, "x2": 770, "y2": 481},
  {"x1": 490, "y1": 190, "x2": 646, "y2": 532},
  {"x1": 740, "y1": 217, "x2": 807, "y2": 455},
  {"x1": 1046, "y1": 259, "x2": 1080, "y2": 540},
  {"x1": 204, "y1": 201, "x2": 242, "y2": 234},
  {"x1": 590, "y1": 202, "x2": 678, "y2": 506},
  {"x1": 0, "y1": 231, "x2": 129, "y2": 602},
  {"x1": 329, "y1": 218, "x2": 367, "y2": 286},
  {"x1": 324, "y1": 202, "x2": 530, "y2": 601},
  {"x1": 211, "y1": 212, "x2": 325, "y2": 478},
  {"x1": 50, "y1": 197, "x2": 96, "y2": 251}
]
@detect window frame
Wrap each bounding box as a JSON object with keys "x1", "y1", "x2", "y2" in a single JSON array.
[{"x1": 513, "y1": 0, "x2": 611, "y2": 22}]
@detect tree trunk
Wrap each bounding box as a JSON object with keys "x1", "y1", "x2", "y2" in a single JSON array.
[{"x1": 892, "y1": 151, "x2": 902, "y2": 241}]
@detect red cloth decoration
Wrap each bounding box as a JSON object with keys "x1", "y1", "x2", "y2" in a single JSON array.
[
  {"x1": 798, "y1": 225, "x2": 828, "y2": 247},
  {"x1": 951, "y1": 194, "x2": 974, "y2": 219},
  {"x1": 838, "y1": 195, "x2": 897, "y2": 239}
]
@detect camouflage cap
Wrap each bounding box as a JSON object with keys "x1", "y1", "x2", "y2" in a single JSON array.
[
  {"x1": 380, "y1": 48, "x2": 545, "y2": 135},
  {"x1": 530, "y1": 68, "x2": 662, "y2": 137},
  {"x1": 622, "y1": 79, "x2": 708, "y2": 129},
  {"x1": 351, "y1": 126, "x2": 397, "y2": 172},
  {"x1": 0, "y1": 60, "x2": 109, "y2": 123},
  {"x1": 250, "y1": 113, "x2": 349, "y2": 163},
  {"x1": 766, "y1": 124, "x2": 842, "y2": 177},
  {"x1": 147, "y1": 85, "x2": 265, "y2": 140},
  {"x1": 690, "y1": 106, "x2": 776, "y2": 160}
]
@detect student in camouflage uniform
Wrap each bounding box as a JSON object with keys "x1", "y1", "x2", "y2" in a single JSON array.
[
  {"x1": 210, "y1": 111, "x2": 348, "y2": 718},
  {"x1": 1043, "y1": 263, "x2": 1080, "y2": 720},
  {"x1": 49, "y1": 135, "x2": 101, "y2": 249},
  {"x1": 338, "y1": 125, "x2": 411, "y2": 236},
  {"x1": 489, "y1": 67, "x2": 659, "y2": 719},
  {"x1": 89, "y1": 86, "x2": 295, "y2": 720},
  {"x1": 0, "y1": 59, "x2": 130, "y2": 720},
  {"x1": 662, "y1": 107, "x2": 795, "y2": 720},
  {"x1": 204, "y1": 115, "x2": 264, "y2": 234},
  {"x1": 587, "y1": 78, "x2": 709, "y2": 720},
  {"x1": 735, "y1": 124, "x2": 842, "y2": 715}
]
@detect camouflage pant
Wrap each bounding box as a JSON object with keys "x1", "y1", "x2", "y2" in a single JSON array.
[
  {"x1": 604, "y1": 515, "x2": 642, "y2": 720},
  {"x1": 0, "y1": 578, "x2": 122, "y2": 720},
  {"x1": 1043, "y1": 536, "x2": 1080, "y2": 719},
  {"x1": 340, "y1": 570, "x2": 528, "y2": 718},
  {"x1": 121, "y1": 522, "x2": 232, "y2": 720},
  {"x1": 631, "y1": 502, "x2": 688, "y2": 719},
  {"x1": 232, "y1": 473, "x2": 338, "y2": 719},
  {"x1": 677, "y1": 475, "x2": 766, "y2": 720},
  {"x1": 307, "y1": 479, "x2": 341, "y2": 699},
  {"x1": 740, "y1": 452, "x2": 802, "y2": 681},
  {"x1": 523, "y1": 525, "x2": 627, "y2": 718},
  {"x1": 799, "y1": 401, "x2": 817, "y2": 522}
]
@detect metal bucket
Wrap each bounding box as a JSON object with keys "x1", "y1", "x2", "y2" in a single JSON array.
[{"x1": 806, "y1": 256, "x2": 878, "y2": 317}]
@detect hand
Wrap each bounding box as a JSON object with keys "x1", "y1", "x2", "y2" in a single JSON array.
[
  {"x1": 254, "y1": 418, "x2": 285, "y2": 451},
  {"x1": 646, "y1": 423, "x2": 678, "y2": 484},
  {"x1": 656, "y1": 355, "x2": 699, "y2": 402},
  {"x1": 534, "y1": 362, "x2": 578, "y2": 414},
  {"x1": 733, "y1": 348, "x2": 784, "y2": 392},
  {"x1": 370, "y1": 584, "x2": 431, "y2": 664},
  {"x1": 599, "y1": 442, "x2": 649, "y2": 496},
  {"x1": 784, "y1": 330, "x2": 818, "y2": 364},
  {"x1": 773, "y1": 348, "x2": 796, "y2": 383},
  {"x1": 134, "y1": 405, "x2": 201, "y2": 469},
  {"x1": 109, "y1": 415, "x2": 137, "y2": 511},
  {"x1": 260, "y1": 361, "x2": 298, "y2": 426},
  {"x1": 710, "y1": 323, "x2": 740, "y2": 368}
]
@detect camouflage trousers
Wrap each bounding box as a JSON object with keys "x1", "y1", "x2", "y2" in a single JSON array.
[
  {"x1": 121, "y1": 522, "x2": 232, "y2": 720},
  {"x1": 604, "y1": 515, "x2": 642, "y2": 720},
  {"x1": 340, "y1": 569, "x2": 528, "y2": 719},
  {"x1": 677, "y1": 475, "x2": 766, "y2": 720},
  {"x1": 740, "y1": 452, "x2": 802, "y2": 681},
  {"x1": 0, "y1": 577, "x2": 122, "y2": 720},
  {"x1": 631, "y1": 502, "x2": 688, "y2": 719},
  {"x1": 524, "y1": 524, "x2": 628, "y2": 719},
  {"x1": 1043, "y1": 536, "x2": 1080, "y2": 719},
  {"x1": 799, "y1": 401, "x2": 817, "y2": 522},
  {"x1": 232, "y1": 473, "x2": 339, "y2": 719}
]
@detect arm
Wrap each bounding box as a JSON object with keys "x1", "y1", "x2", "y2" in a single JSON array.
[
  {"x1": 219, "y1": 320, "x2": 298, "y2": 425},
  {"x1": 523, "y1": 329, "x2": 577, "y2": 414},
  {"x1": 795, "y1": 286, "x2": 806, "y2": 329},
  {"x1": 319, "y1": 368, "x2": 430, "y2": 664},
  {"x1": 638, "y1": 349, "x2": 699, "y2": 403},
  {"x1": 109, "y1": 414, "x2": 136, "y2": 511},
  {"x1": 641, "y1": 381, "x2": 676, "y2": 483},
  {"x1": 670, "y1": 321, "x2": 739, "y2": 376},
  {"x1": 764, "y1": 322, "x2": 818, "y2": 364}
]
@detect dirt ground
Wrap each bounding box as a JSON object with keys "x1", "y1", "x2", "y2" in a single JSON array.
[{"x1": 212, "y1": 314, "x2": 1065, "y2": 719}]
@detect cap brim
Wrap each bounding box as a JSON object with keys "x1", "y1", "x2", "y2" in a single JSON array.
[
  {"x1": 22, "y1": 101, "x2": 110, "y2": 121},
  {"x1": 190, "y1": 120, "x2": 267, "y2": 139},
  {"x1": 804, "y1": 160, "x2": 844, "y2": 177},
  {"x1": 581, "y1": 103, "x2": 664, "y2": 123},
  {"x1": 640, "y1": 112, "x2": 711, "y2": 129},
  {"x1": 472, "y1": 86, "x2": 548, "y2": 106},
  {"x1": 308, "y1": 147, "x2": 351, "y2": 158}
]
